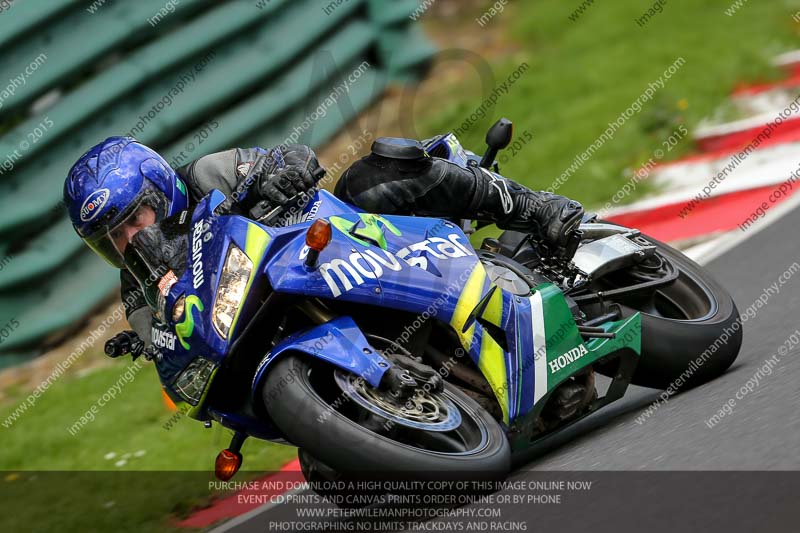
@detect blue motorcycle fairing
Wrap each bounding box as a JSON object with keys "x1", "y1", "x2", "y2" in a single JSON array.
[
  {"x1": 303, "y1": 190, "x2": 364, "y2": 220},
  {"x1": 264, "y1": 223, "x2": 385, "y2": 303},
  {"x1": 151, "y1": 186, "x2": 636, "y2": 431},
  {"x1": 251, "y1": 315, "x2": 390, "y2": 399},
  {"x1": 156, "y1": 193, "x2": 274, "y2": 395},
  {"x1": 423, "y1": 133, "x2": 481, "y2": 168},
  {"x1": 265, "y1": 202, "x2": 477, "y2": 313},
  {"x1": 155, "y1": 190, "x2": 362, "y2": 394}
]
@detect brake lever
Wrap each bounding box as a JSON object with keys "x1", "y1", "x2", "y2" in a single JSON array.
[
  {"x1": 249, "y1": 195, "x2": 299, "y2": 225},
  {"x1": 558, "y1": 229, "x2": 583, "y2": 263}
]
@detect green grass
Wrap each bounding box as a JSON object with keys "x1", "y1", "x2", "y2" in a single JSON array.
[
  {"x1": 416, "y1": 0, "x2": 799, "y2": 208},
  {"x1": 0, "y1": 354, "x2": 296, "y2": 532}
]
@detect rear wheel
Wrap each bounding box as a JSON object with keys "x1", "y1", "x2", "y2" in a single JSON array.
[
  {"x1": 499, "y1": 228, "x2": 742, "y2": 389},
  {"x1": 609, "y1": 234, "x2": 742, "y2": 389},
  {"x1": 263, "y1": 354, "x2": 510, "y2": 479}
]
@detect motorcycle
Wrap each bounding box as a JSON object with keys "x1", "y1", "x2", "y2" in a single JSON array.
[{"x1": 106, "y1": 119, "x2": 742, "y2": 482}]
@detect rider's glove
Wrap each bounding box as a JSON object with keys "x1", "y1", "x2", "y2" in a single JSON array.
[
  {"x1": 535, "y1": 196, "x2": 584, "y2": 249},
  {"x1": 257, "y1": 167, "x2": 316, "y2": 209},
  {"x1": 104, "y1": 331, "x2": 163, "y2": 362}
]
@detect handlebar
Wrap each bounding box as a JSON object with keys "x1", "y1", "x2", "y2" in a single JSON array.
[
  {"x1": 104, "y1": 331, "x2": 145, "y2": 359},
  {"x1": 310, "y1": 166, "x2": 327, "y2": 181},
  {"x1": 105, "y1": 331, "x2": 162, "y2": 361}
]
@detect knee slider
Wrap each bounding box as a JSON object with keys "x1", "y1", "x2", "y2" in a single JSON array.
[
  {"x1": 371, "y1": 137, "x2": 426, "y2": 160},
  {"x1": 370, "y1": 137, "x2": 432, "y2": 174}
]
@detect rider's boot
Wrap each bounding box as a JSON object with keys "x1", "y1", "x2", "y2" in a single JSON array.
[{"x1": 335, "y1": 137, "x2": 584, "y2": 249}]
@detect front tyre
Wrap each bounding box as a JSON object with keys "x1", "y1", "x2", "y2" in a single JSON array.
[{"x1": 263, "y1": 354, "x2": 510, "y2": 479}]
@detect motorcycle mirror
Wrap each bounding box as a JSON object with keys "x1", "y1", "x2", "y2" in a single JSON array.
[{"x1": 480, "y1": 118, "x2": 513, "y2": 168}]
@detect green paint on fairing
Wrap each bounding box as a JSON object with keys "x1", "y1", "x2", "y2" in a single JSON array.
[
  {"x1": 533, "y1": 284, "x2": 641, "y2": 400},
  {"x1": 584, "y1": 315, "x2": 642, "y2": 359},
  {"x1": 329, "y1": 214, "x2": 402, "y2": 249},
  {"x1": 176, "y1": 295, "x2": 204, "y2": 350},
  {"x1": 508, "y1": 285, "x2": 641, "y2": 450},
  {"x1": 536, "y1": 284, "x2": 585, "y2": 401}
]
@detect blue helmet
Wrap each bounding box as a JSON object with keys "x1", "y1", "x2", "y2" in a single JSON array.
[{"x1": 64, "y1": 137, "x2": 188, "y2": 268}]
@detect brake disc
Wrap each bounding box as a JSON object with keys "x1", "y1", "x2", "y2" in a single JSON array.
[{"x1": 333, "y1": 369, "x2": 462, "y2": 432}]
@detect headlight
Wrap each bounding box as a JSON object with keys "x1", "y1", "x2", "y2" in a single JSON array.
[
  {"x1": 172, "y1": 294, "x2": 186, "y2": 322},
  {"x1": 174, "y1": 357, "x2": 216, "y2": 405},
  {"x1": 212, "y1": 245, "x2": 253, "y2": 339}
]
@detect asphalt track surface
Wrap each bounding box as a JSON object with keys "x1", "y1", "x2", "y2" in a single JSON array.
[{"x1": 216, "y1": 204, "x2": 800, "y2": 533}]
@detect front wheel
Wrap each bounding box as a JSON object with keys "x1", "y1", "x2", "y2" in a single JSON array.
[{"x1": 263, "y1": 354, "x2": 510, "y2": 479}]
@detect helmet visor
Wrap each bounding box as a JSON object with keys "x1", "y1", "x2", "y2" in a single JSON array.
[
  {"x1": 83, "y1": 199, "x2": 154, "y2": 268},
  {"x1": 80, "y1": 181, "x2": 168, "y2": 268}
]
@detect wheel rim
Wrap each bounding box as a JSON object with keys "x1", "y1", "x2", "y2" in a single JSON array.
[
  {"x1": 634, "y1": 259, "x2": 717, "y2": 322},
  {"x1": 598, "y1": 246, "x2": 718, "y2": 322},
  {"x1": 307, "y1": 364, "x2": 493, "y2": 457},
  {"x1": 334, "y1": 370, "x2": 463, "y2": 432}
]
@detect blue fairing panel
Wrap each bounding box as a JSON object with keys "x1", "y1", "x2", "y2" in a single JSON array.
[
  {"x1": 265, "y1": 191, "x2": 479, "y2": 320},
  {"x1": 251, "y1": 316, "x2": 390, "y2": 398}
]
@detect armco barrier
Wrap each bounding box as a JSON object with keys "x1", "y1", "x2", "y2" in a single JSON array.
[{"x1": 0, "y1": 0, "x2": 435, "y2": 366}]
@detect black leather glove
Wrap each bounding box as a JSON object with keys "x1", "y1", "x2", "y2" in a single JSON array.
[
  {"x1": 508, "y1": 192, "x2": 584, "y2": 249},
  {"x1": 105, "y1": 331, "x2": 162, "y2": 361},
  {"x1": 123, "y1": 214, "x2": 191, "y2": 313},
  {"x1": 257, "y1": 166, "x2": 316, "y2": 208}
]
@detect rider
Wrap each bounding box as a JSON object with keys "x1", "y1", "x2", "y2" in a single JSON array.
[{"x1": 64, "y1": 136, "x2": 583, "y2": 347}]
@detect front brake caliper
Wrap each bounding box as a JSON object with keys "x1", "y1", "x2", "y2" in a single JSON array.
[
  {"x1": 379, "y1": 366, "x2": 418, "y2": 400},
  {"x1": 380, "y1": 352, "x2": 444, "y2": 399}
]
